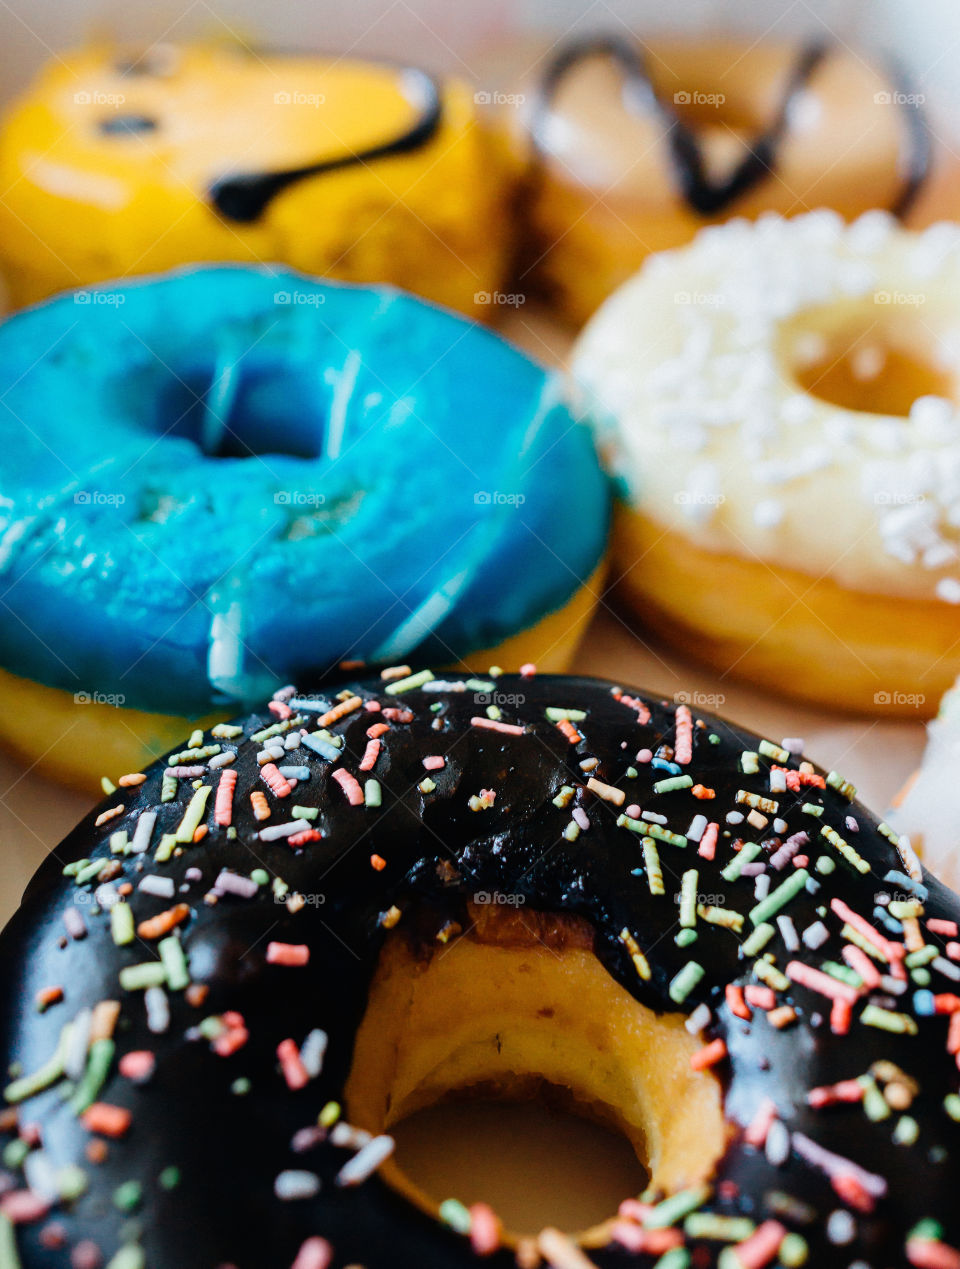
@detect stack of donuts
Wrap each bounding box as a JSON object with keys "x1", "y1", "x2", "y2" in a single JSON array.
[{"x1": 0, "y1": 17, "x2": 958, "y2": 1269}]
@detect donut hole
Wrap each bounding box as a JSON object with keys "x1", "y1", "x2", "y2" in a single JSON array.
[
  {"x1": 126, "y1": 355, "x2": 327, "y2": 459},
  {"x1": 345, "y1": 905, "x2": 728, "y2": 1246},
  {"x1": 785, "y1": 303, "x2": 957, "y2": 417}
]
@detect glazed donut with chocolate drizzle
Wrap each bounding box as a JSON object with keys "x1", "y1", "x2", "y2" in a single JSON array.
[
  {"x1": 505, "y1": 36, "x2": 935, "y2": 324},
  {"x1": 1, "y1": 669, "x2": 959, "y2": 1268}
]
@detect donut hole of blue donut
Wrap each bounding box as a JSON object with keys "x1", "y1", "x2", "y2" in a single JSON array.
[{"x1": 344, "y1": 905, "x2": 728, "y2": 1246}]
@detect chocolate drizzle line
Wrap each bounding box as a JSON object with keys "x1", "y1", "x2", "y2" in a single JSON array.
[
  {"x1": 207, "y1": 66, "x2": 443, "y2": 223},
  {"x1": 530, "y1": 34, "x2": 931, "y2": 219}
]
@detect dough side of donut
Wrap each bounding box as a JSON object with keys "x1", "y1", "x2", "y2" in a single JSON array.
[{"x1": 0, "y1": 45, "x2": 516, "y2": 318}]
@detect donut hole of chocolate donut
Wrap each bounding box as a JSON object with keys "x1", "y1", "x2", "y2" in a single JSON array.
[
  {"x1": 784, "y1": 299, "x2": 959, "y2": 418},
  {"x1": 345, "y1": 903, "x2": 728, "y2": 1245}
]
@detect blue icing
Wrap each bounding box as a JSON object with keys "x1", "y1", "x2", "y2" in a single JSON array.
[{"x1": 0, "y1": 266, "x2": 609, "y2": 714}]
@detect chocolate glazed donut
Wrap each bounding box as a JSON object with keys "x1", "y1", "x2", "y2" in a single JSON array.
[{"x1": 0, "y1": 672, "x2": 958, "y2": 1268}]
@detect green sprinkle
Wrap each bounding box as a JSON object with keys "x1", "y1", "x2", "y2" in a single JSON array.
[
  {"x1": 154, "y1": 834, "x2": 178, "y2": 863},
  {"x1": 319, "y1": 1101, "x2": 340, "y2": 1128},
  {"x1": 111, "y1": 903, "x2": 135, "y2": 947},
  {"x1": 643, "y1": 1184, "x2": 711, "y2": 1229},
  {"x1": 62, "y1": 860, "x2": 87, "y2": 877},
  {"x1": 175, "y1": 785, "x2": 211, "y2": 843},
  {"x1": 618, "y1": 816, "x2": 687, "y2": 848},
  {"x1": 159, "y1": 1166, "x2": 181, "y2": 1190},
  {"x1": 187, "y1": 729, "x2": 203, "y2": 748},
  {"x1": 430, "y1": 702, "x2": 442, "y2": 713},
  {"x1": 552, "y1": 786, "x2": 575, "y2": 809},
  {"x1": 779, "y1": 1233, "x2": 809, "y2": 1266},
  {"x1": 167, "y1": 744, "x2": 220, "y2": 766},
  {"x1": 721, "y1": 841, "x2": 761, "y2": 882},
  {"x1": 438, "y1": 1198, "x2": 471, "y2": 1234},
  {"x1": 158, "y1": 936, "x2": 190, "y2": 991},
  {"x1": 708, "y1": 734, "x2": 720, "y2": 745},
  {"x1": 57, "y1": 1164, "x2": 88, "y2": 1201},
  {"x1": 464, "y1": 679, "x2": 494, "y2": 692},
  {"x1": 211, "y1": 723, "x2": 243, "y2": 739},
  {"x1": 858, "y1": 1075, "x2": 890, "y2": 1122},
  {"x1": 2, "y1": 1139, "x2": 28, "y2": 1169},
  {"x1": 676, "y1": 929, "x2": 698, "y2": 947},
  {"x1": 75, "y1": 859, "x2": 104, "y2": 887},
  {"x1": 643, "y1": 838, "x2": 665, "y2": 896},
  {"x1": 230, "y1": 1078, "x2": 251, "y2": 1097},
  {"x1": 841, "y1": 924, "x2": 887, "y2": 962},
  {"x1": 740, "y1": 751, "x2": 759, "y2": 774},
  {"x1": 668, "y1": 962, "x2": 704, "y2": 1005},
  {"x1": 272, "y1": 878, "x2": 289, "y2": 901},
  {"x1": 485, "y1": 705, "x2": 501, "y2": 720},
  {"x1": 905, "y1": 945, "x2": 937, "y2": 968},
  {"x1": 748, "y1": 869, "x2": 809, "y2": 926},
  {"x1": 653, "y1": 775, "x2": 693, "y2": 795},
  {"x1": 826, "y1": 770, "x2": 856, "y2": 800},
  {"x1": 945, "y1": 1093, "x2": 960, "y2": 1121},
  {"x1": 821, "y1": 824, "x2": 870, "y2": 875},
  {"x1": 110, "y1": 831, "x2": 129, "y2": 855},
  {"x1": 626, "y1": 766, "x2": 638, "y2": 778},
  {"x1": 161, "y1": 773, "x2": 178, "y2": 803},
  {"x1": 105, "y1": 1247, "x2": 146, "y2": 1269},
  {"x1": 892, "y1": 900, "x2": 926, "y2": 921},
  {"x1": 250, "y1": 869, "x2": 269, "y2": 887},
  {"x1": 545, "y1": 707, "x2": 586, "y2": 722},
  {"x1": 69, "y1": 1038, "x2": 115, "y2": 1114},
  {"x1": 101, "y1": 776, "x2": 117, "y2": 796},
  {"x1": 910, "y1": 1220, "x2": 944, "y2": 1243},
  {"x1": 679, "y1": 869, "x2": 698, "y2": 927},
  {"x1": 758, "y1": 739, "x2": 789, "y2": 763},
  {"x1": 754, "y1": 960, "x2": 790, "y2": 992},
  {"x1": 0, "y1": 1212, "x2": 20, "y2": 1269},
  {"x1": 119, "y1": 963, "x2": 168, "y2": 992},
  {"x1": 893, "y1": 1115, "x2": 919, "y2": 1145},
  {"x1": 741, "y1": 923, "x2": 775, "y2": 957},
  {"x1": 364, "y1": 780, "x2": 381, "y2": 808},
  {"x1": 814, "y1": 855, "x2": 835, "y2": 875},
  {"x1": 385, "y1": 669, "x2": 434, "y2": 696},
  {"x1": 801, "y1": 802, "x2": 823, "y2": 818},
  {"x1": 822, "y1": 961, "x2": 862, "y2": 988},
  {"x1": 114, "y1": 1180, "x2": 142, "y2": 1212},
  {"x1": 250, "y1": 722, "x2": 288, "y2": 744},
  {"x1": 4, "y1": 1023, "x2": 71, "y2": 1104},
  {"x1": 655, "y1": 1251, "x2": 691, "y2": 1269},
  {"x1": 860, "y1": 1005, "x2": 918, "y2": 1035},
  {"x1": 291, "y1": 805, "x2": 318, "y2": 820},
  {"x1": 684, "y1": 1213, "x2": 755, "y2": 1241},
  {"x1": 912, "y1": 967, "x2": 931, "y2": 987}
]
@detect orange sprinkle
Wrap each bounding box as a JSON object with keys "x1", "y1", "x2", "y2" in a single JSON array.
[
  {"x1": 82, "y1": 1103, "x2": 131, "y2": 1139},
  {"x1": 690, "y1": 1039, "x2": 727, "y2": 1070},
  {"x1": 85, "y1": 1140, "x2": 108, "y2": 1165},
  {"x1": 250, "y1": 791, "x2": 271, "y2": 821},
  {"x1": 948, "y1": 1012, "x2": 960, "y2": 1056},
  {"x1": 288, "y1": 828, "x2": 322, "y2": 848},
  {"x1": 315, "y1": 695, "x2": 362, "y2": 729},
  {"x1": 902, "y1": 917, "x2": 924, "y2": 953},
  {"x1": 691, "y1": 784, "x2": 716, "y2": 800},
  {"x1": 277, "y1": 1038, "x2": 309, "y2": 1090},
  {"x1": 192, "y1": 824, "x2": 208, "y2": 843},
  {"x1": 90, "y1": 1001, "x2": 121, "y2": 1043},
  {"x1": 186, "y1": 984, "x2": 209, "y2": 1009},
  {"x1": 768, "y1": 1006, "x2": 798, "y2": 1030},
  {"x1": 94, "y1": 805, "x2": 124, "y2": 828},
  {"x1": 136, "y1": 903, "x2": 190, "y2": 940},
  {"x1": 830, "y1": 998, "x2": 852, "y2": 1035},
  {"x1": 370, "y1": 854, "x2": 387, "y2": 872},
  {"x1": 35, "y1": 986, "x2": 63, "y2": 1012},
  {"x1": 556, "y1": 719, "x2": 582, "y2": 745},
  {"x1": 117, "y1": 773, "x2": 147, "y2": 788},
  {"x1": 117, "y1": 883, "x2": 133, "y2": 897},
  {"x1": 266, "y1": 942, "x2": 310, "y2": 967},
  {"x1": 745, "y1": 985, "x2": 776, "y2": 1011},
  {"x1": 725, "y1": 984, "x2": 751, "y2": 1020},
  {"x1": 366, "y1": 722, "x2": 390, "y2": 739}
]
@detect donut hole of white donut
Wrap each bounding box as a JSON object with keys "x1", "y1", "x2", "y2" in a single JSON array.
[
  {"x1": 783, "y1": 297, "x2": 958, "y2": 420},
  {"x1": 344, "y1": 901, "x2": 728, "y2": 1247}
]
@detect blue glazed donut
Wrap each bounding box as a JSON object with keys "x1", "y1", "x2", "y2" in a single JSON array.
[{"x1": 0, "y1": 267, "x2": 608, "y2": 784}]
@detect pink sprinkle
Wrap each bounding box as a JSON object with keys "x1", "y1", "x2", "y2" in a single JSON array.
[
  {"x1": 786, "y1": 961, "x2": 860, "y2": 1004},
  {"x1": 791, "y1": 1132, "x2": 887, "y2": 1198},
  {"x1": 831, "y1": 897, "x2": 904, "y2": 962},
  {"x1": 215, "y1": 768, "x2": 237, "y2": 827},
  {"x1": 364, "y1": 700, "x2": 381, "y2": 712},
  {"x1": 792, "y1": 855, "x2": 809, "y2": 869},
  {"x1": 277, "y1": 1038, "x2": 309, "y2": 1090},
  {"x1": 730, "y1": 1220, "x2": 786, "y2": 1269},
  {"x1": 382, "y1": 707, "x2": 413, "y2": 723},
  {"x1": 63, "y1": 908, "x2": 86, "y2": 940},
  {"x1": 842, "y1": 943, "x2": 882, "y2": 989},
  {"x1": 617, "y1": 1198, "x2": 652, "y2": 1224},
  {"x1": 332, "y1": 768, "x2": 364, "y2": 806},
  {"x1": 268, "y1": 700, "x2": 293, "y2": 720},
  {"x1": 422, "y1": 755, "x2": 445, "y2": 771},
  {"x1": 745, "y1": 985, "x2": 776, "y2": 1010},
  {"x1": 519, "y1": 663, "x2": 537, "y2": 677},
  {"x1": 830, "y1": 998, "x2": 852, "y2": 1035},
  {"x1": 267, "y1": 942, "x2": 310, "y2": 967},
  {"x1": 832, "y1": 1171, "x2": 875, "y2": 1213},
  {"x1": 636, "y1": 748, "x2": 653, "y2": 763},
  {"x1": 625, "y1": 804, "x2": 642, "y2": 819},
  {"x1": 470, "y1": 717, "x2": 525, "y2": 736},
  {"x1": 611, "y1": 1223, "x2": 683, "y2": 1254},
  {"x1": 469, "y1": 1202, "x2": 501, "y2": 1255},
  {"x1": 359, "y1": 739, "x2": 381, "y2": 771},
  {"x1": 743, "y1": 1098, "x2": 777, "y2": 1148},
  {"x1": 618, "y1": 693, "x2": 651, "y2": 724},
  {"x1": 291, "y1": 1237, "x2": 333, "y2": 1269},
  {"x1": 0, "y1": 1190, "x2": 51, "y2": 1223},
  {"x1": 288, "y1": 828, "x2": 322, "y2": 848},
  {"x1": 366, "y1": 722, "x2": 389, "y2": 740},
  {"x1": 261, "y1": 763, "x2": 293, "y2": 799},
  {"x1": 908, "y1": 1238, "x2": 960, "y2": 1269},
  {"x1": 807, "y1": 1079, "x2": 863, "y2": 1108},
  {"x1": 118, "y1": 1051, "x2": 156, "y2": 1083},
  {"x1": 71, "y1": 1241, "x2": 103, "y2": 1269},
  {"x1": 929, "y1": 919, "x2": 959, "y2": 937},
  {"x1": 948, "y1": 942, "x2": 960, "y2": 961},
  {"x1": 674, "y1": 704, "x2": 693, "y2": 765},
  {"x1": 698, "y1": 822, "x2": 719, "y2": 861},
  {"x1": 572, "y1": 807, "x2": 591, "y2": 831}
]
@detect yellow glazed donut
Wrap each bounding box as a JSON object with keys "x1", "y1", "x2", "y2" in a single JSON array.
[
  {"x1": 0, "y1": 43, "x2": 515, "y2": 317},
  {"x1": 573, "y1": 210, "x2": 960, "y2": 718},
  {"x1": 506, "y1": 38, "x2": 936, "y2": 325}
]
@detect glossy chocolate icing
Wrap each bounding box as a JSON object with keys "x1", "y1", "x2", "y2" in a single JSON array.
[
  {"x1": 530, "y1": 36, "x2": 931, "y2": 219},
  {"x1": 206, "y1": 66, "x2": 443, "y2": 222},
  {"x1": 0, "y1": 672, "x2": 957, "y2": 1267}
]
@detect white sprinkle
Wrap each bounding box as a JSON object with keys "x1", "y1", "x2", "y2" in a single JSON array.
[
  {"x1": 299, "y1": 1029, "x2": 328, "y2": 1079},
  {"x1": 826, "y1": 1210, "x2": 856, "y2": 1245},
  {"x1": 330, "y1": 1123, "x2": 372, "y2": 1150},
  {"x1": 207, "y1": 751, "x2": 236, "y2": 770},
  {"x1": 773, "y1": 818, "x2": 788, "y2": 835},
  {"x1": 769, "y1": 769, "x2": 787, "y2": 794},
  {"x1": 63, "y1": 908, "x2": 86, "y2": 940},
  {"x1": 139, "y1": 874, "x2": 175, "y2": 899},
  {"x1": 777, "y1": 915, "x2": 800, "y2": 953},
  {"x1": 641, "y1": 811, "x2": 668, "y2": 826},
  {"x1": 279, "y1": 766, "x2": 311, "y2": 781},
  {"x1": 684, "y1": 1002, "x2": 712, "y2": 1035},
  {"x1": 765, "y1": 1119, "x2": 790, "y2": 1167},
  {"x1": 214, "y1": 870, "x2": 259, "y2": 899},
  {"x1": 754, "y1": 499, "x2": 783, "y2": 528},
  {"x1": 726, "y1": 811, "x2": 744, "y2": 825},
  {"x1": 781, "y1": 738, "x2": 804, "y2": 755},
  {"x1": 686, "y1": 814, "x2": 708, "y2": 843},
  {"x1": 845, "y1": 815, "x2": 859, "y2": 833},
  {"x1": 130, "y1": 810, "x2": 157, "y2": 855},
  {"x1": 933, "y1": 957, "x2": 960, "y2": 982},
  {"x1": 335, "y1": 1134, "x2": 395, "y2": 1187},
  {"x1": 802, "y1": 921, "x2": 830, "y2": 950},
  {"x1": 754, "y1": 874, "x2": 771, "y2": 901},
  {"x1": 258, "y1": 821, "x2": 307, "y2": 842},
  {"x1": 936, "y1": 578, "x2": 960, "y2": 604},
  {"x1": 275, "y1": 1170, "x2": 321, "y2": 1200},
  {"x1": 64, "y1": 1008, "x2": 92, "y2": 1081},
  {"x1": 23, "y1": 1150, "x2": 59, "y2": 1201},
  {"x1": 145, "y1": 985, "x2": 170, "y2": 1034}
]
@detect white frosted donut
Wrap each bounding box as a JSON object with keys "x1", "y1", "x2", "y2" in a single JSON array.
[{"x1": 573, "y1": 210, "x2": 960, "y2": 716}]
